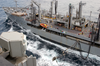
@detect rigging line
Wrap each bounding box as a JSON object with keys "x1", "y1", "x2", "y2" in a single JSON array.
[
  {"x1": 63, "y1": 41, "x2": 77, "y2": 53},
  {"x1": 61, "y1": 41, "x2": 77, "y2": 58},
  {"x1": 53, "y1": 41, "x2": 78, "y2": 66},
  {"x1": 78, "y1": 41, "x2": 93, "y2": 60},
  {"x1": 78, "y1": 24, "x2": 95, "y2": 60},
  {"x1": 52, "y1": 41, "x2": 77, "y2": 61}
]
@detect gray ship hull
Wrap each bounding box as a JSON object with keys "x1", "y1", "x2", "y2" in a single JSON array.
[{"x1": 6, "y1": 12, "x2": 100, "y2": 57}]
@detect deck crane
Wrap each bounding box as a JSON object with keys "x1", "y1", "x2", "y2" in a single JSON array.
[
  {"x1": 79, "y1": 1, "x2": 86, "y2": 18},
  {"x1": 31, "y1": 0, "x2": 41, "y2": 21},
  {"x1": 50, "y1": 0, "x2": 58, "y2": 18}
]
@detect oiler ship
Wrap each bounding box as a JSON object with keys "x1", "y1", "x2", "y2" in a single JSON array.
[{"x1": 2, "y1": 0, "x2": 100, "y2": 59}]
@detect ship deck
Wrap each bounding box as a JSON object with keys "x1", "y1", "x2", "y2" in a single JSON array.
[
  {"x1": 43, "y1": 18, "x2": 91, "y2": 38},
  {"x1": 3, "y1": 7, "x2": 100, "y2": 44},
  {"x1": 2, "y1": 7, "x2": 91, "y2": 36}
]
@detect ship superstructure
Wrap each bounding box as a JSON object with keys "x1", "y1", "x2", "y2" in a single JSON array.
[
  {"x1": 0, "y1": 32, "x2": 36, "y2": 66},
  {"x1": 2, "y1": 0, "x2": 100, "y2": 59}
]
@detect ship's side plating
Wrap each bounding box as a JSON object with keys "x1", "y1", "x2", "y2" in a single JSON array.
[
  {"x1": 6, "y1": 11, "x2": 100, "y2": 57},
  {"x1": 2, "y1": 0, "x2": 100, "y2": 59}
]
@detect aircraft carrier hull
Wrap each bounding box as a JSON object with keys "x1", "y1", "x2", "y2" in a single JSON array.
[{"x1": 6, "y1": 12, "x2": 100, "y2": 57}]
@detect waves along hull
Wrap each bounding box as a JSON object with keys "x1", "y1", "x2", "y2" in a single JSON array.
[{"x1": 5, "y1": 11, "x2": 100, "y2": 57}]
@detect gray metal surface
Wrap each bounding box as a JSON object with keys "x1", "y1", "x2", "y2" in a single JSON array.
[
  {"x1": 2, "y1": 7, "x2": 100, "y2": 56},
  {"x1": 0, "y1": 55, "x2": 14, "y2": 66},
  {"x1": 6, "y1": 13, "x2": 100, "y2": 56}
]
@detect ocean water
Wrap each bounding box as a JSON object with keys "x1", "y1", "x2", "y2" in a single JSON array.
[{"x1": 0, "y1": 0, "x2": 100, "y2": 66}]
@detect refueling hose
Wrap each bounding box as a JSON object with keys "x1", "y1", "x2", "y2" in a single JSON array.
[
  {"x1": 52, "y1": 24, "x2": 97, "y2": 61},
  {"x1": 78, "y1": 24, "x2": 96, "y2": 60},
  {"x1": 78, "y1": 41, "x2": 93, "y2": 60}
]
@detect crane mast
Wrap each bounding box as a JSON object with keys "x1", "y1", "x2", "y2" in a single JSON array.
[{"x1": 31, "y1": 0, "x2": 41, "y2": 21}]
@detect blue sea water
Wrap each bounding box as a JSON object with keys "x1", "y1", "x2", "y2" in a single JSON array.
[{"x1": 0, "y1": 0, "x2": 100, "y2": 66}]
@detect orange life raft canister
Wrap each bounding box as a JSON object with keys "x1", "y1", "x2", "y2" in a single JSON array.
[{"x1": 40, "y1": 23, "x2": 48, "y2": 28}]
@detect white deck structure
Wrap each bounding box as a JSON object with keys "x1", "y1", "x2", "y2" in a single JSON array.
[{"x1": 0, "y1": 32, "x2": 36, "y2": 66}]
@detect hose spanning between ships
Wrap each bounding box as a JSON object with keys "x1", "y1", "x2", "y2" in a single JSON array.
[
  {"x1": 52, "y1": 41, "x2": 78, "y2": 61},
  {"x1": 78, "y1": 24, "x2": 96, "y2": 60},
  {"x1": 52, "y1": 24, "x2": 97, "y2": 61},
  {"x1": 78, "y1": 40, "x2": 93, "y2": 60}
]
